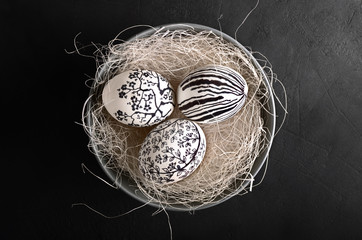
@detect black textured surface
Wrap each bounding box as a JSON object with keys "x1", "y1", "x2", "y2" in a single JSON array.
[{"x1": 3, "y1": 0, "x2": 362, "y2": 239}]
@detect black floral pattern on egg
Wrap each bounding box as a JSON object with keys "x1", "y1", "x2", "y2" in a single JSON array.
[
  {"x1": 102, "y1": 70, "x2": 175, "y2": 127},
  {"x1": 138, "y1": 118, "x2": 207, "y2": 184}
]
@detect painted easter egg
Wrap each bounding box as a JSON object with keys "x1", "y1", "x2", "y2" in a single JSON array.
[
  {"x1": 138, "y1": 118, "x2": 206, "y2": 184},
  {"x1": 177, "y1": 65, "x2": 248, "y2": 123},
  {"x1": 102, "y1": 69, "x2": 175, "y2": 127}
]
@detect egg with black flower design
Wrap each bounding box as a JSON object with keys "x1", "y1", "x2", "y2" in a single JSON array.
[
  {"x1": 138, "y1": 118, "x2": 206, "y2": 184},
  {"x1": 102, "y1": 69, "x2": 175, "y2": 127}
]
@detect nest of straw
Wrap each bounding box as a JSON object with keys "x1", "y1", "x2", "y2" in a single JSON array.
[{"x1": 83, "y1": 27, "x2": 272, "y2": 209}]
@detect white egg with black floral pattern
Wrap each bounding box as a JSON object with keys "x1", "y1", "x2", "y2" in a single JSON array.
[
  {"x1": 138, "y1": 118, "x2": 206, "y2": 184},
  {"x1": 177, "y1": 65, "x2": 248, "y2": 123},
  {"x1": 102, "y1": 69, "x2": 175, "y2": 127}
]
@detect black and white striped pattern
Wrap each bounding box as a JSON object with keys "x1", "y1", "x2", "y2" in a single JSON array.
[{"x1": 177, "y1": 65, "x2": 248, "y2": 123}]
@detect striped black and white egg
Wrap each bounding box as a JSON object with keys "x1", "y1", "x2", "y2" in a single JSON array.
[
  {"x1": 102, "y1": 69, "x2": 175, "y2": 127},
  {"x1": 177, "y1": 65, "x2": 248, "y2": 123},
  {"x1": 138, "y1": 118, "x2": 206, "y2": 184}
]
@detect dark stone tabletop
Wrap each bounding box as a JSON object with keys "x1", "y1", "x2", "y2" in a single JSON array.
[{"x1": 3, "y1": 0, "x2": 362, "y2": 239}]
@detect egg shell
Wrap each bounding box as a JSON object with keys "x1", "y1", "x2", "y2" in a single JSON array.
[
  {"x1": 177, "y1": 65, "x2": 248, "y2": 123},
  {"x1": 138, "y1": 118, "x2": 206, "y2": 185},
  {"x1": 102, "y1": 69, "x2": 175, "y2": 127}
]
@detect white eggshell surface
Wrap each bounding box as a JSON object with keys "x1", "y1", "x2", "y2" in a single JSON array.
[
  {"x1": 138, "y1": 118, "x2": 206, "y2": 184},
  {"x1": 177, "y1": 65, "x2": 248, "y2": 123},
  {"x1": 102, "y1": 69, "x2": 175, "y2": 127}
]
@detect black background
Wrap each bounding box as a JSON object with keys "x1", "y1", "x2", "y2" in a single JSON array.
[{"x1": 3, "y1": 0, "x2": 362, "y2": 239}]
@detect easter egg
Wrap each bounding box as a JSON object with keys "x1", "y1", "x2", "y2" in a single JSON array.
[
  {"x1": 138, "y1": 118, "x2": 206, "y2": 184},
  {"x1": 102, "y1": 69, "x2": 175, "y2": 127},
  {"x1": 177, "y1": 65, "x2": 248, "y2": 123}
]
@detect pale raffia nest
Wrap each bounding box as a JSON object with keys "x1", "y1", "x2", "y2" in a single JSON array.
[{"x1": 82, "y1": 26, "x2": 273, "y2": 210}]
